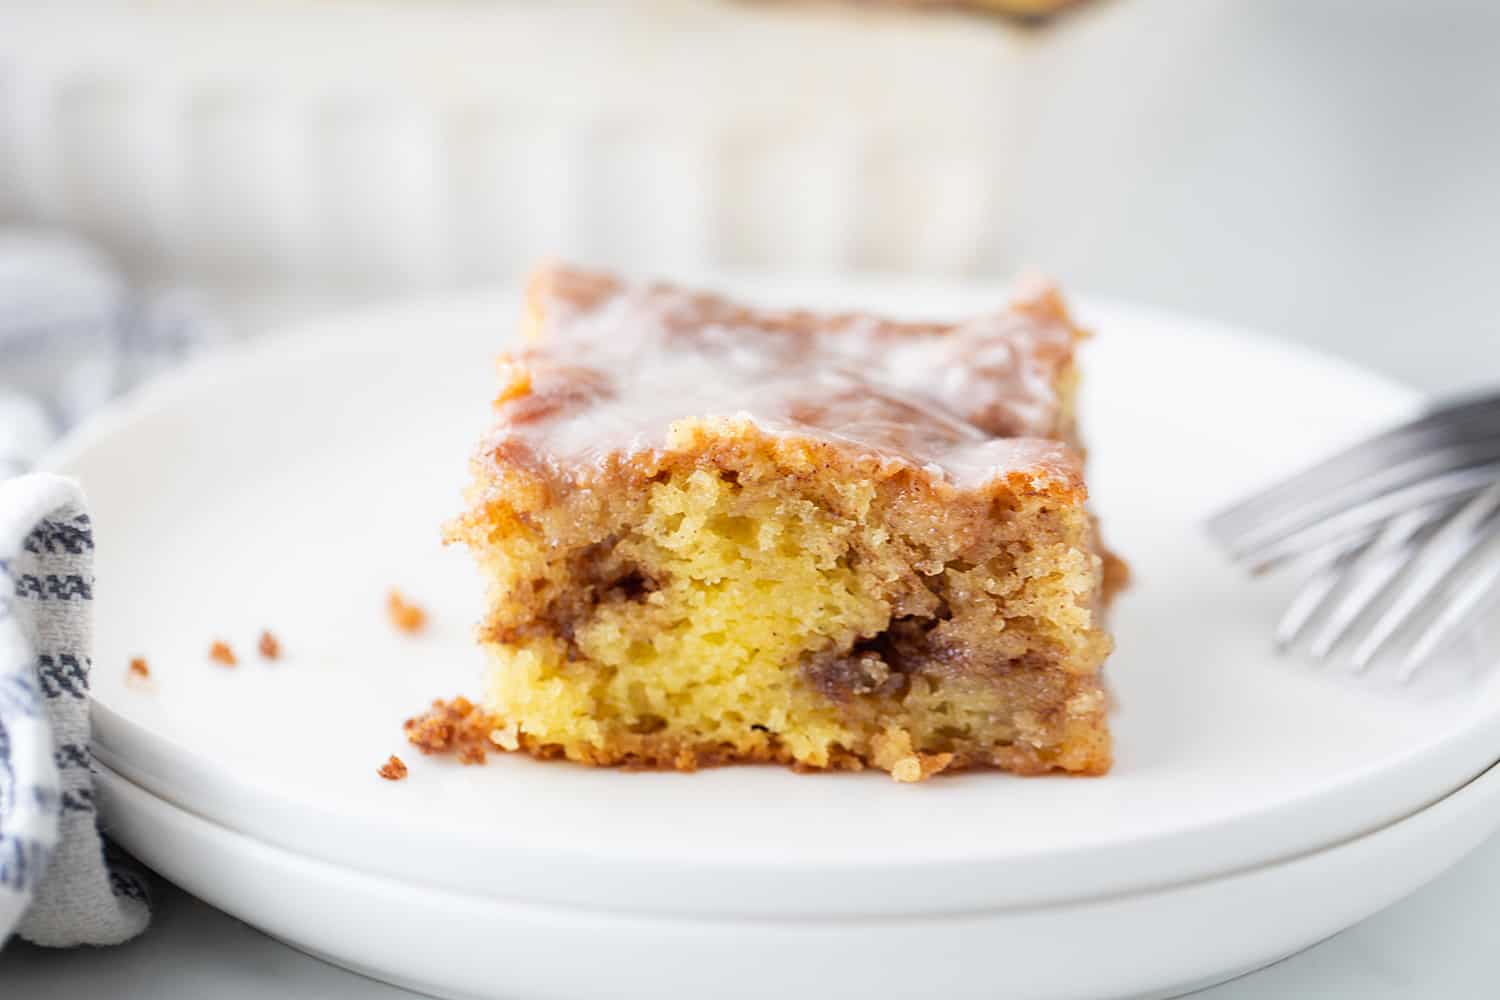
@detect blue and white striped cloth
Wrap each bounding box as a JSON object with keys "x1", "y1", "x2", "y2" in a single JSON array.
[
  {"x1": 0, "y1": 475, "x2": 150, "y2": 946},
  {"x1": 0, "y1": 230, "x2": 220, "y2": 947}
]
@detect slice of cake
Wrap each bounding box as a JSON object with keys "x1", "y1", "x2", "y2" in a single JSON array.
[{"x1": 447, "y1": 265, "x2": 1121, "y2": 781}]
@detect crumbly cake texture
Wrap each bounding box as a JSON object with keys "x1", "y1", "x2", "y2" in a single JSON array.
[
  {"x1": 405, "y1": 696, "x2": 501, "y2": 765},
  {"x1": 447, "y1": 265, "x2": 1122, "y2": 781}
]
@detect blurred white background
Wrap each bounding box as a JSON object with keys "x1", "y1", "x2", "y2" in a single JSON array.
[{"x1": 3, "y1": 0, "x2": 1498, "y2": 393}]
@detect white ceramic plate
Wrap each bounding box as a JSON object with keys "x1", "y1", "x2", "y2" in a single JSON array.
[
  {"x1": 51, "y1": 280, "x2": 1500, "y2": 924},
  {"x1": 91, "y1": 756, "x2": 1500, "y2": 1000}
]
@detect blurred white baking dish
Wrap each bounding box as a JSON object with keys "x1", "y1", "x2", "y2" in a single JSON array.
[{"x1": 0, "y1": 0, "x2": 1229, "y2": 303}]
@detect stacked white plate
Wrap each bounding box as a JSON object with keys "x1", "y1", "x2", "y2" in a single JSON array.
[{"x1": 49, "y1": 278, "x2": 1500, "y2": 1000}]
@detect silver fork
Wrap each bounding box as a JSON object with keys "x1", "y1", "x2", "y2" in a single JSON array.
[{"x1": 1207, "y1": 389, "x2": 1500, "y2": 679}]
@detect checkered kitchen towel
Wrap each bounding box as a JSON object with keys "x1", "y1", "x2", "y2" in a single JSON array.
[{"x1": 0, "y1": 230, "x2": 221, "y2": 947}]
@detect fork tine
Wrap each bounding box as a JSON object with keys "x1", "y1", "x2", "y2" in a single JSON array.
[
  {"x1": 1397, "y1": 527, "x2": 1500, "y2": 681},
  {"x1": 1349, "y1": 482, "x2": 1500, "y2": 670},
  {"x1": 1224, "y1": 437, "x2": 1500, "y2": 560},
  {"x1": 1208, "y1": 392, "x2": 1500, "y2": 547},
  {"x1": 1304, "y1": 507, "x2": 1441, "y2": 659},
  {"x1": 1212, "y1": 393, "x2": 1500, "y2": 533},
  {"x1": 1243, "y1": 465, "x2": 1499, "y2": 573},
  {"x1": 1275, "y1": 545, "x2": 1362, "y2": 652}
]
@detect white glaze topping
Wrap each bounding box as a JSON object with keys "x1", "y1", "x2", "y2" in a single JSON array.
[{"x1": 487, "y1": 269, "x2": 1081, "y2": 489}]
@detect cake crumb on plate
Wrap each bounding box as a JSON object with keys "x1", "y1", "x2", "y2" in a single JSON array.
[
  {"x1": 208, "y1": 641, "x2": 237, "y2": 666},
  {"x1": 387, "y1": 589, "x2": 427, "y2": 634},
  {"x1": 258, "y1": 630, "x2": 281, "y2": 660},
  {"x1": 404, "y1": 696, "x2": 501, "y2": 764},
  {"x1": 377, "y1": 755, "x2": 408, "y2": 781}
]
